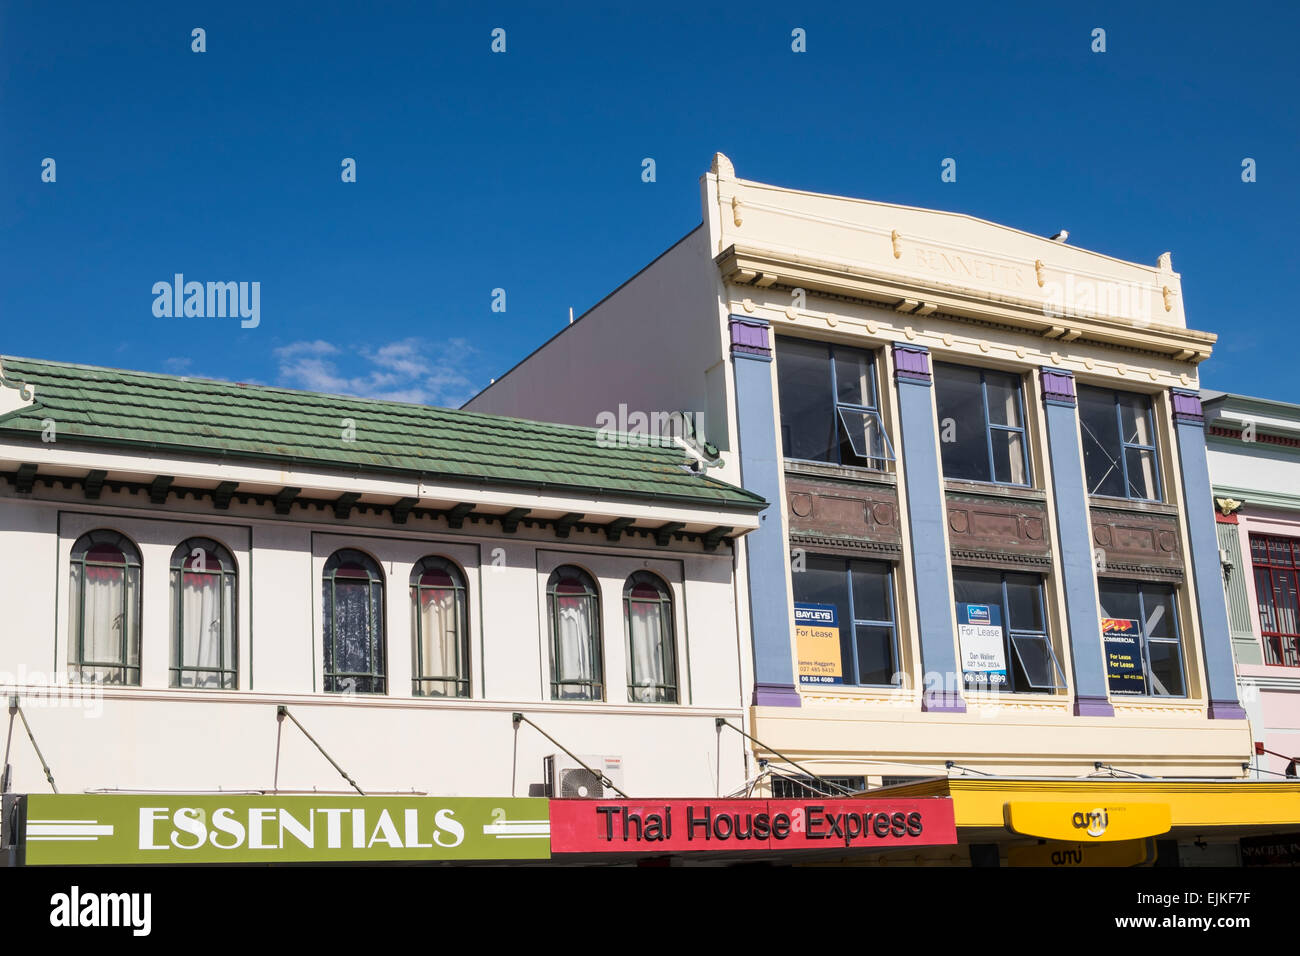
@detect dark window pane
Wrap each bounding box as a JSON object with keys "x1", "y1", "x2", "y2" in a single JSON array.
[
  {"x1": 855, "y1": 625, "x2": 896, "y2": 686},
  {"x1": 1142, "y1": 586, "x2": 1177, "y2": 640},
  {"x1": 984, "y1": 372, "x2": 1022, "y2": 427},
  {"x1": 834, "y1": 347, "x2": 875, "y2": 407},
  {"x1": 850, "y1": 562, "x2": 892, "y2": 623},
  {"x1": 935, "y1": 365, "x2": 991, "y2": 482},
  {"x1": 1005, "y1": 574, "x2": 1044, "y2": 632},
  {"x1": 1124, "y1": 447, "x2": 1160, "y2": 500},
  {"x1": 1270, "y1": 537, "x2": 1292, "y2": 564},
  {"x1": 953, "y1": 568, "x2": 1001, "y2": 607},
  {"x1": 1255, "y1": 567, "x2": 1277, "y2": 634},
  {"x1": 1148, "y1": 640, "x2": 1184, "y2": 696},
  {"x1": 1098, "y1": 580, "x2": 1141, "y2": 623},
  {"x1": 1078, "y1": 386, "x2": 1124, "y2": 497},
  {"x1": 990, "y1": 429, "x2": 1028, "y2": 485},
  {"x1": 795, "y1": 556, "x2": 849, "y2": 609},
  {"x1": 333, "y1": 580, "x2": 373, "y2": 674},
  {"x1": 1010, "y1": 634, "x2": 1062, "y2": 689},
  {"x1": 1272, "y1": 570, "x2": 1300, "y2": 636},
  {"x1": 1118, "y1": 393, "x2": 1155, "y2": 446},
  {"x1": 838, "y1": 408, "x2": 886, "y2": 466},
  {"x1": 776, "y1": 338, "x2": 835, "y2": 462}
]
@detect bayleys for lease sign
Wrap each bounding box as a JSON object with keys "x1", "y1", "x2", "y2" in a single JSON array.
[{"x1": 24, "y1": 795, "x2": 549, "y2": 864}]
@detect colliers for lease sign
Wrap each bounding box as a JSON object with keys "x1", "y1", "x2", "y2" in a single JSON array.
[{"x1": 24, "y1": 795, "x2": 550, "y2": 864}]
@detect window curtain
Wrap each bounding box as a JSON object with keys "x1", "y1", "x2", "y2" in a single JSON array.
[
  {"x1": 333, "y1": 581, "x2": 373, "y2": 676},
  {"x1": 556, "y1": 596, "x2": 596, "y2": 688},
  {"x1": 180, "y1": 571, "x2": 223, "y2": 686},
  {"x1": 417, "y1": 587, "x2": 460, "y2": 682},
  {"x1": 83, "y1": 564, "x2": 124, "y2": 671},
  {"x1": 627, "y1": 599, "x2": 665, "y2": 701}
]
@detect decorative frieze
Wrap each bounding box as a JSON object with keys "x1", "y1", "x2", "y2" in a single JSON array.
[
  {"x1": 1090, "y1": 502, "x2": 1184, "y2": 580},
  {"x1": 945, "y1": 490, "x2": 1052, "y2": 567},
  {"x1": 785, "y1": 474, "x2": 902, "y2": 554}
]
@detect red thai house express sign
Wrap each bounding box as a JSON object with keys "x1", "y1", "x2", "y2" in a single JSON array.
[{"x1": 549, "y1": 799, "x2": 957, "y2": 853}]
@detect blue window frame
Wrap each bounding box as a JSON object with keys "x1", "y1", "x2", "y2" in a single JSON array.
[
  {"x1": 1078, "y1": 386, "x2": 1162, "y2": 501},
  {"x1": 776, "y1": 337, "x2": 895, "y2": 470},
  {"x1": 953, "y1": 568, "x2": 1066, "y2": 694},
  {"x1": 1097, "y1": 580, "x2": 1186, "y2": 696},
  {"x1": 934, "y1": 363, "x2": 1032, "y2": 486},
  {"x1": 792, "y1": 554, "x2": 900, "y2": 686}
]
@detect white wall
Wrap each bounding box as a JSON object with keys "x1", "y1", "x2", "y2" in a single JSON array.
[
  {"x1": 0, "y1": 483, "x2": 751, "y2": 798},
  {"x1": 465, "y1": 227, "x2": 737, "y2": 464}
]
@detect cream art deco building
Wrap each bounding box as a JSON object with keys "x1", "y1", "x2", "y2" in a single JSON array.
[{"x1": 468, "y1": 153, "x2": 1256, "y2": 796}]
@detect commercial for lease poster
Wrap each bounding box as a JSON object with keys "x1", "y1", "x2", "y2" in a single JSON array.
[
  {"x1": 794, "y1": 603, "x2": 843, "y2": 685},
  {"x1": 958, "y1": 603, "x2": 1006, "y2": 685},
  {"x1": 1102, "y1": 618, "x2": 1148, "y2": 695}
]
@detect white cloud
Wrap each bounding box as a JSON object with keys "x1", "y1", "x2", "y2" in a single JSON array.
[{"x1": 273, "y1": 337, "x2": 478, "y2": 407}]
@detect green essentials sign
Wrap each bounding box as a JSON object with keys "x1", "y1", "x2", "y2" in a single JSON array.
[{"x1": 24, "y1": 795, "x2": 550, "y2": 864}]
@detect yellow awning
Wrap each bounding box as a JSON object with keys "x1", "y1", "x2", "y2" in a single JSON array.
[{"x1": 871, "y1": 777, "x2": 1300, "y2": 834}]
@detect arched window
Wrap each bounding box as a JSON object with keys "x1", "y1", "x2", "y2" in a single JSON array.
[
  {"x1": 170, "y1": 538, "x2": 237, "y2": 689},
  {"x1": 624, "y1": 572, "x2": 678, "y2": 703},
  {"x1": 68, "y1": 530, "x2": 141, "y2": 685},
  {"x1": 410, "y1": 557, "x2": 469, "y2": 698},
  {"x1": 323, "y1": 549, "x2": 385, "y2": 694},
  {"x1": 547, "y1": 566, "x2": 602, "y2": 701}
]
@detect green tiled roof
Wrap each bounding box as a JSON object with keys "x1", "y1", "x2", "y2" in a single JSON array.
[{"x1": 0, "y1": 356, "x2": 765, "y2": 510}]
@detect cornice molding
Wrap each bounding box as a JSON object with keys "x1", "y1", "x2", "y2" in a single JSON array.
[
  {"x1": 716, "y1": 243, "x2": 1215, "y2": 364},
  {"x1": 1211, "y1": 484, "x2": 1300, "y2": 513}
]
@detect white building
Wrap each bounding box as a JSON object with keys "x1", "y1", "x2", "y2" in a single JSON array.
[
  {"x1": 1203, "y1": 391, "x2": 1300, "y2": 785},
  {"x1": 0, "y1": 355, "x2": 764, "y2": 812}
]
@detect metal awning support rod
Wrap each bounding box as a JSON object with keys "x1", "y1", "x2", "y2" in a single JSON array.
[
  {"x1": 715, "y1": 717, "x2": 856, "y2": 797},
  {"x1": 511, "y1": 712, "x2": 629, "y2": 799},
  {"x1": 7, "y1": 695, "x2": 58, "y2": 793},
  {"x1": 277, "y1": 705, "x2": 365, "y2": 796}
]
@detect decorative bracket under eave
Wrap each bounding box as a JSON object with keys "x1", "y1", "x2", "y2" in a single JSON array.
[{"x1": 0, "y1": 368, "x2": 36, "y2": 419}]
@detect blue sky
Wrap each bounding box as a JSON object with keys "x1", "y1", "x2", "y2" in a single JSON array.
[{"x1": 1, "y1": 1, "x2": 1295, "y2": 407}]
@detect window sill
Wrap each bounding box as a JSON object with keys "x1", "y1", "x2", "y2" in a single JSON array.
[
  {"x1": 1087, "y1": 495, "x2": 1178, "y2": 516},
  {"x1": 784, "y1": 459, "x2": 897, "y2": 486},
  {"x1": 23, "y1": 683, "x2": 735, "y2": 716},
  {"x1": 1109, "y1": 697, "x2": 1202, "y2": 717},
  {"x1": 944, "y1": 479, "x2": 1045, "y2": 500},
  {"x1": 960, "y1": 691, "x2": 1073, "y2": 712}
]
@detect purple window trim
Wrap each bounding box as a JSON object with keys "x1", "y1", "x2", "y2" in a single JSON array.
[
  {"x1": 752, "y1": 681, "x2": 802, "y2": 707},
  {"x1": 729, "y1": 317, "x2": 771, "y2": 357},
  {"x1": 1207, "y1": 698, "x2": 1247, "y2": 720},
  {"x1": 893, "y1": 343, "x2": 932, "y2": 386},
  {"x1": 1073, "y1": 694, "x2": 1115, "y2": 717},
  {"x1": 1041, "y1": 367, "x2": 1077, "y2": 407},
  {"x1": 1171, "y1": 388, "x2": 1206, "y2": 426},
  {"x1": 921, "y1": 689, "x2": 967, "y2": 713}
]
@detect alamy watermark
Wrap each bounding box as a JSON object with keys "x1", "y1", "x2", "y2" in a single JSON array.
[
  {"x1": 1042, "y1": 275, "x2": 1151, "y2": 325},
  {"x1": 152, "y1": 275, "x2": 260, "y2": 328},
  {"x1": 3, "y1": 667, "x2": 105, "y2": 717}
]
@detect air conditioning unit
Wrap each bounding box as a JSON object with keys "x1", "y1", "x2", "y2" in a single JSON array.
[{"x1": 545, "y1": 754, "x2": 624, "y2": 799}]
